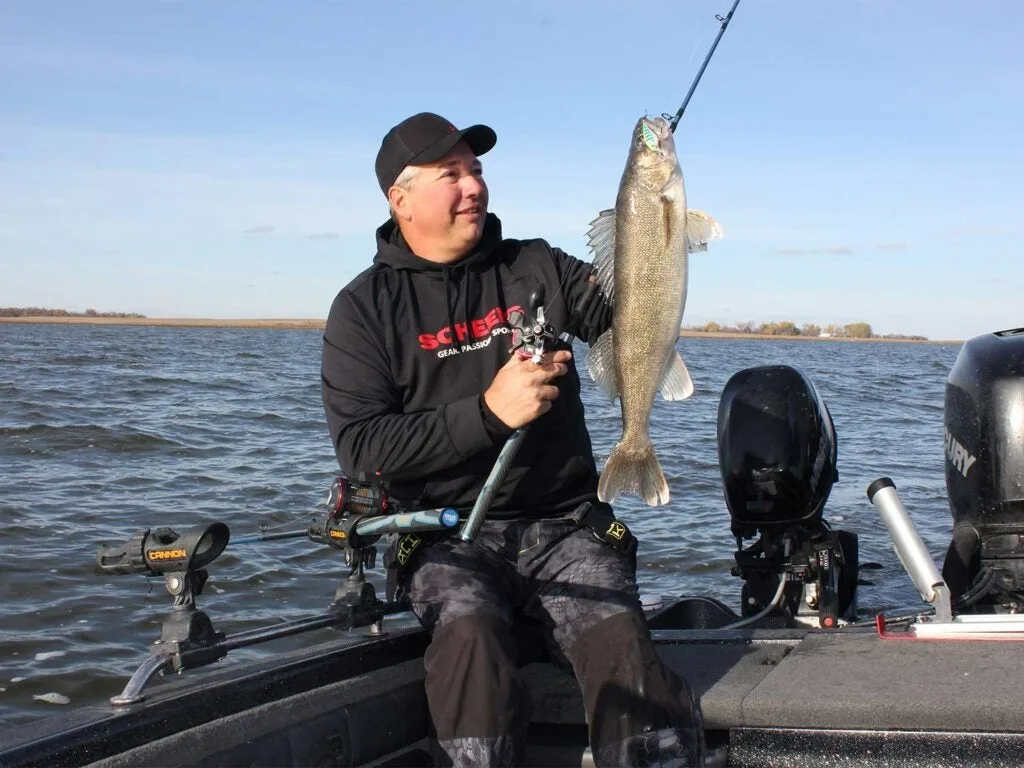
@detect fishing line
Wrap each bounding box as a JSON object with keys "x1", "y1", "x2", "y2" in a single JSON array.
[
  {"x1": 665, "y1": 0, "x2": 742, "y2": 133},
  {"x1": 543, "y1": 0, "x2": 743, "y2": 336}
]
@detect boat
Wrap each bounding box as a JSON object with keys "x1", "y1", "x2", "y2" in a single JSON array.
[{"x1": 3, "y1": 326, "x2": 1024, "y2": 768}]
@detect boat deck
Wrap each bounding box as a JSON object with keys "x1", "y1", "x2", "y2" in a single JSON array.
[{"x1": 5, "y1": 623, "x2": 1024, "y2": 767}]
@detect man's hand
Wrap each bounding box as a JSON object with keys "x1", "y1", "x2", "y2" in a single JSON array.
[{"x1": 483, "y1": 349, "x2": 572, "y2": 430}]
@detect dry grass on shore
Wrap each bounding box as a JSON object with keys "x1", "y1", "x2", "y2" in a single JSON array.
[{"x1": 0, "y1": 316, "x2": 326, "y2": 330}]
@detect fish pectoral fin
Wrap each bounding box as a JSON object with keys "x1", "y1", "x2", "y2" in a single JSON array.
[
  {"x1": 660, "y1": 168, "x2": 684, "y2": 202},
  {"x1": 660, "y1": 350, "x2": 694, "y2": 400},
  {"x1": 585, "y1": 208, "x2": 616, "y2": 305},
  {"x1": 585, "y1": 329, "x2": 618, "y2": 402},
  {"x1": 685, "y1": 209, "x2": 724, "y2": 253}
]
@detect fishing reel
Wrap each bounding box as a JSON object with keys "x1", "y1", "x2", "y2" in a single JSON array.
[
  {"x1": 308, "y1": 473, "x2": 396, "y2": 620},
  {"x1": 308, "y1": 473, "x2": 393, "y2": 561},
  {"x1": 507, "y1": 285, "x2": 564, "y2": 362},
  {"x1": 308, "y1": 473, "x2": 439, "y2": 629}
]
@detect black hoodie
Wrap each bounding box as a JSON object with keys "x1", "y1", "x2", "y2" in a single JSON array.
[{"x1": 321, "y1": 213, "x2": 612, "y2": 519}]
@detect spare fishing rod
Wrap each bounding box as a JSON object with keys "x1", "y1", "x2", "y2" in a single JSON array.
[
  {"x1": 666, "y1": 0, "x2": 742, "y2": 133},
  {"x1": 230, "y1": 473, "x2": 461, "y2": 548}
]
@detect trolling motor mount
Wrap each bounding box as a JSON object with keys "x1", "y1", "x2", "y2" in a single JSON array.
[
  {"x1": 96, "y1": 522, "x2": 231, "y2": 673},
  {"x1": 718, "y1": 365, "x2": 859, "y2": 628}
]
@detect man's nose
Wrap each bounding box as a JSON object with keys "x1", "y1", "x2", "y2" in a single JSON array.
[{"x1": 461, "y1": 173, "x2": 486, "y2": 198}]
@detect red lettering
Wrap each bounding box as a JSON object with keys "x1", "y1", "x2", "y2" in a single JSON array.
[{"x1": 418, "y1": 305, "x2": 526, "y2": 351}]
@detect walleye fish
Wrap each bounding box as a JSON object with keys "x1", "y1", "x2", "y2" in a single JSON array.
[{"x1": 586, "y1": 115, "x2": 722, "y2": 506}]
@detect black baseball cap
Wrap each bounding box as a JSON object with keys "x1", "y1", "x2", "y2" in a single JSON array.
[{"x1": 374, "y1": 112, "x2": 497, "y2": 195}]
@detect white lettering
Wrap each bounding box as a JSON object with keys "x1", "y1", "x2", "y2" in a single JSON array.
[
  {"x1": 945, "y1": 428, "x2": 978, "y2": 479},
  {"x1": 962, "y1": 454, "x2": 977, "y2": 476},
  {"x1": 435, "y1": 336, "x2": 493, "y2": 359}
]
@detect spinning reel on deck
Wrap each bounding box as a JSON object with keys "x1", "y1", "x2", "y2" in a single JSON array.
[{"x1": 306, "y1": 473, "x2": 458, "y2": 618}]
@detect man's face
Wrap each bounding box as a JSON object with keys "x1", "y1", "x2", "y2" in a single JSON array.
[{"x1": 390, "y1": 141, "x2": 489, "y2": 262}]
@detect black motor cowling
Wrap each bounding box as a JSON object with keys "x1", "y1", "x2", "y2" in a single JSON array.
[
  {"x1": 718, "y1": 365, "x2": 838, "y2": 537},
  {"x1": 717, "y1": 365, "x2": 856, "y2": 628},
  {"x1": 941, "y1": 327, "x2": 1024, "y2": 611}
]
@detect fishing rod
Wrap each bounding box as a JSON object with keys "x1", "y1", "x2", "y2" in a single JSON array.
[
  {"x1": 666, "y1": 0, "x2": 742, "y2": 133},
  {"x1": 459, "y1": 285, "x2": 560, "y2": 542},
  {"x1": 462, "y1": 2, "x2": 743, "y2": 542}
]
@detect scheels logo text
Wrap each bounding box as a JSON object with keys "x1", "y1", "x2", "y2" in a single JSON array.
[{"x1": 418, "y1": 305, "x2": 522, "y2": 358}]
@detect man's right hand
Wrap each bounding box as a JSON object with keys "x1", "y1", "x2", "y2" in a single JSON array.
[{"x1": 483, "y1": 349, "x2": 573, "y2": 430}]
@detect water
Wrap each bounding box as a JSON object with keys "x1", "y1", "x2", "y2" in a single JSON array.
[{"x1": 0, "y1": 323, "x2": 963, "y2": 727}]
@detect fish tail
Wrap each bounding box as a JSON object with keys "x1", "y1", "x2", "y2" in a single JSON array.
[{"x1": 598, "y1": 440, "x2": 670, "y2": 507}]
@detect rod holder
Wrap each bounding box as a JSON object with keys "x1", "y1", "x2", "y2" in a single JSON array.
[{"x1": 867, "y1": 477, "x2": 952, "y2": 622}]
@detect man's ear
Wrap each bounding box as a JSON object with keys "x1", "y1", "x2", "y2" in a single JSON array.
[{"x1": 388, "y1": 186, "x2": 411, "y2": 221}]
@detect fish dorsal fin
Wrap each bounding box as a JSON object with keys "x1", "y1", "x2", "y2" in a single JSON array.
[
  {"x1": 586, "y1": 208, "x2": 616, "y2": 304},
  {"x1": 585, "y1": 329, "x2": 618, "y2": 403},
  {"x1": 685, "y1": 209, "x2": 724, "y2": 253},
  {"x1": 660, "y1": 350, "x2": 694, "y2": 401}
]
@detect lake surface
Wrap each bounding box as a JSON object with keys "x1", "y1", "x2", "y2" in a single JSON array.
[{"x1": 0, "y1": 323, "x2": 964, "y2": 726}]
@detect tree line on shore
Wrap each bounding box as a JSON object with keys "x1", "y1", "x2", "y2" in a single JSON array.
[
  {"x1": 2, "y1": 307, "x2": 927, "y2": 341},
  {"x1": 683, "y1": 320, "x2": 928, "y2": 341},
  {"x1": 0, "y1": 307, "x2": 147, "y2": 318}
]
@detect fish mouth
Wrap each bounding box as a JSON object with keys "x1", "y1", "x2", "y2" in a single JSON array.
[{"x1": 639, "y1": 116, "x2": 671, "y2": 154}]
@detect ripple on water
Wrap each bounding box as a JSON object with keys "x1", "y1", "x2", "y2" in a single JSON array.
[{"x1": 0, "y1": 325, "x2": 965, "y2": 725}]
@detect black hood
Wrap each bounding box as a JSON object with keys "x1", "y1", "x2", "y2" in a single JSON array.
[
  {"x1": 373, "y1": 213, "x2": 504, "y2": 273},
  {"x1": 372, "y1": 214, "x2": 507, "y2": 353}
]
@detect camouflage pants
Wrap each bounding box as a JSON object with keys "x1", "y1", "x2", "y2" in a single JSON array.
[{"x1": 397, "y1": 513, "x2": 705, "y2": 767}]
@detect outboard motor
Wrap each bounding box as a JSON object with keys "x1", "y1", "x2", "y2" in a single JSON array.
[
  {"x1": 718, "y1": 365, "x2": 859, "y2": 628},
  {"x1": 941, "y1": 327, "x2": 1024, "y2": 613}
]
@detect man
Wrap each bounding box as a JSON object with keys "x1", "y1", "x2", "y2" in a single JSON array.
[{"x1": 321, "y1": 112, "x2": 704, "y2": 767}]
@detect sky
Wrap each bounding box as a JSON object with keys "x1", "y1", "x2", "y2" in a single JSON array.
[{"x1": 1, "y1": 0, "x2": 1021, "y2": 341}]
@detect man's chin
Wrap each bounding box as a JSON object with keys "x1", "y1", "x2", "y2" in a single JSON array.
[{"x1": 456, "y1": 221, "x2": 486, "y2": 246}]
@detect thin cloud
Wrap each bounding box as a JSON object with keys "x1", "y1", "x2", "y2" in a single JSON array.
[
  {"x1": 308, "y1": 232, "x2": 339, "y2": 240},
  {"x1": 945, "y1": 224, "x2": 1008, "y2": 238},
  {"x1": 245, "y1": 225, "x2": 275, "y2": 235},
  {"x1": 775, "y1": 246, "x2": 854, "y2": 255},
  {"x1": 875, "y1": 243, "x2": 908, "y2": 251}
]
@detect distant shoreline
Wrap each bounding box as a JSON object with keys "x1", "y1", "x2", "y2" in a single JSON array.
[
  {"x1": 0, "y1": 315, "x2": 964, "y2": 344},
  {"x1": 679, "y1": 330, "x2": 961, "y2": 345},
  {"x1": 0, "y1": 316, "x2": 327, "y2": 330}
]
